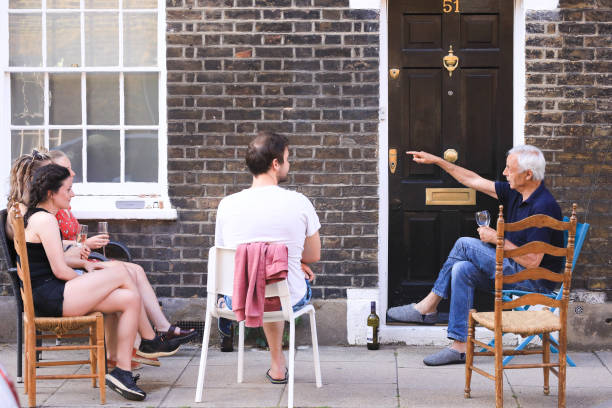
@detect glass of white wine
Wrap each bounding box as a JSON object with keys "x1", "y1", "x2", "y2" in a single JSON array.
[
  {"x1": 475, "y1": 210, "x2": 491, "y2": 228},
  {"x1": 98, "y1": 221, "x2": 108, "y2": 257},
  {"x1": 76, "y1": 225, "x2": 88, "y2": 248}
]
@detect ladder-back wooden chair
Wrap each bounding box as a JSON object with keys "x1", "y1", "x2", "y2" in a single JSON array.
[
  {"x1": 465, "y1": 204, "x2": 577, "y2": 408},
  {"x1": 9, "y1": 205, "x2": 106, "y2": 407}
]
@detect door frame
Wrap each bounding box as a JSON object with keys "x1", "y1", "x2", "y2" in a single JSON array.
[{"x1": 377, "y1": 0, "x2": 527, "y2": 334}]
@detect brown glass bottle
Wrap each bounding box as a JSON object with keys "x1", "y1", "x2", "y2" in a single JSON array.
[{"x1": 367, "y1": 301, "x2": 380, "y2": 350}]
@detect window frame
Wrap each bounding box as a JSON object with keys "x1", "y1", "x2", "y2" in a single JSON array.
[{"x1": 0, "y1": 1, "x2": 173, "y2": 218}]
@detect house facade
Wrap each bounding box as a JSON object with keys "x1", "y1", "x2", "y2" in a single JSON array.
[{"x1": 1, "y1": 0, "x2": 610, "y2": 345}]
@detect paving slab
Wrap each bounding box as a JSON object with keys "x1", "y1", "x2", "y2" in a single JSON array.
[
  {"x1": 280, "y1": 383, "x2": 398, "y2": 408},
  {"x1": 162, "y1": 386, "x2": 283, "y2": 407},
  {"x1": 189, "y1": 347, "x2": 273, "y2": 366},
  {"x1": 45, "y1": 379, "x2": 170, "y2": 407},
  {"x1": 176, "y1": 362, "x2": 294, "y2": 388},
  {"x1": 512, "y1": 385, "x2": 612, "y2": 408},
  {"x1": 504, "y1": 366, "x2": 612, "y2": 389},
  {"x1": 595, "y1": 351, "x2": 612, "y2": 371},
  {"x1": 396, "y1": 346, "x2": 496, "y2": 370},
  {"x1": 2, "y1": 344, "x2": 609, "y2": 407},
  {"x1": 295, "y1": 345, "x2": 397, "y2": 363}
]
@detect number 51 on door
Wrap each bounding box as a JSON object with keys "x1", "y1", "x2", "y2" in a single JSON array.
[{"x1": 443, "y1": 0, "x2": 459, "y2": 13}]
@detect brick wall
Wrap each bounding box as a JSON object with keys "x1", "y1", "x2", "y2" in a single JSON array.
[
  {"x1": 525, "y1": 0, "x2": 612, "y2": 297},
  {"x1": 2, "y1": 0, "x2": 610, "y2": 303},
  {"x1": 0, "y1": 0, "x2": 381, "y2": 299},
  {"x1": 163, "y1": 0, "x2": 381, "y2": 299}
]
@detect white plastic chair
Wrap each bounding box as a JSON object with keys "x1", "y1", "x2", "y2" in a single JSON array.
[{"x1": 195, "y1": 246, "x2": 322, "y2": 408}]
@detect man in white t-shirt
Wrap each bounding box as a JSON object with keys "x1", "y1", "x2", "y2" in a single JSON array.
[{"x1": 214, "y1": 131, "x2": 321, "y2": 384}]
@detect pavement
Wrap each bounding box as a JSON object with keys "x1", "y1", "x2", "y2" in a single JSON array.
[{"x1": 1, "y1": 342, "x2": 612, "y2": 408}]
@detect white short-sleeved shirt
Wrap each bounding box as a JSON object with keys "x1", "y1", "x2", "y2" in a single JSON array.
[{"x1": 215, "y1": 185, "x2": 321, "y2": 305}]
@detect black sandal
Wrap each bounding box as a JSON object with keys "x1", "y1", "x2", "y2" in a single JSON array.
[
  {"x1": 266, "y1": 368, "x2": 288, "y2": 384},
  {"x1": 157, "y1": 325, "x2": 196, "y2": 342}
]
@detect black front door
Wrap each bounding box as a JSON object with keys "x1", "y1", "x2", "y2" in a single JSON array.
[{"x1": 388, "y1": 0, "x2": 514, "y2": 312}]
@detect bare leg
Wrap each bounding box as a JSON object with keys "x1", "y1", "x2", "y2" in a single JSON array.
[
  {"x1": 138, "y1": 296, "x2": 156, "y2": 340},
  {"x1": 63, "y1": 265, "x2": 141, "y2": 371},
  {"x1": 262, "y1": 321, "x2": 286, "y2": 379},
  {"x1": 122, "y1": 262, "x2": 171, "y2": 331},
  {"x1": 415, "y1": 293, "x2": 466, "y2": 352},
  {"x1": 105, "y1": 313, "x2": 119, "y2": 360},
  {"x1": 102, "y1": 261, "x2": 158, "y2": 340},
  {"x1": 415, "y1": 292, "x2": 443, "y2": 315},
  {"x1": 451, "y1": 340, "x2": 467, "y2": 353}
]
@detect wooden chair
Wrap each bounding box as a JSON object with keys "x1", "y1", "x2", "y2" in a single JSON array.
[
  {"x1": 1, "y1": 208, "x2": 133, "y2": 380},
  {"x1": 0, "y1": 208, "x2": 25, "y2": 382},
  {"x1": 465, "y1": 204, "x2": 577, "y2": 408},
  {"x1": 496, "y1": 218, "x2": 589, "y2": 367},
  {"x1": 9, "y1": 205, "x2": 106, "y2": 407},
  {"x1": 195, "y1": 246, "x2": 322, "y2": 408}
]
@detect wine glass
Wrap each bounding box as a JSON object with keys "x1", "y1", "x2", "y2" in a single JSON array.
[
  {"x1": 98, "y1": 221, "x2": 108, "y2": 257},
  {"x1": 475, "y1": 210, "x2": 491, "y2": 228},
  {"x1": 76, "y1": 225, "x2": 88, "y2": 248}
]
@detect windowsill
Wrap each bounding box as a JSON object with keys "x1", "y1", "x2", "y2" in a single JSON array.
[{"x1": 70, "y1": 195, "x2": 178, "y2": 220}]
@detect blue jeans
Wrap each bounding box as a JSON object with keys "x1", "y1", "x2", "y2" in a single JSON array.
[
  {"x1": 224, "y1": 279, "x2": 312, "y2": 313},
  {"x1": 432, "y1": 237, "x2": 552, "y2": 342}
]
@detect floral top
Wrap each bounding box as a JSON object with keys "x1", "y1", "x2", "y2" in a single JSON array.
[{"x1": 56, "y1": 208, "x2": 79, "y2": 241}]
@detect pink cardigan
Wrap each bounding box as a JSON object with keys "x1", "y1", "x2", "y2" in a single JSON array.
[{"x1": 232, "y1": 242, "x2": 288, "y2": 327}]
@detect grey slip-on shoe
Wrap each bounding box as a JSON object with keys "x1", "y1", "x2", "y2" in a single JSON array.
[
  {"x1": 423, "y1": 348, "x2": 466, "y2": 366},
  {"x1": 386, "y1": 303, "x2": 438, "y2": 324}
]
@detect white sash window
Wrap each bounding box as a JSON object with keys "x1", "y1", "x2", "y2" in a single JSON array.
[{"x1": 2, "y1": 0, "x2": 172, "y2": 219}]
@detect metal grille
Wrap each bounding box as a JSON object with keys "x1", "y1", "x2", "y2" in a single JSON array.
[{"x1": 174, "y1": 320, "x2": 206, "y2": 343}]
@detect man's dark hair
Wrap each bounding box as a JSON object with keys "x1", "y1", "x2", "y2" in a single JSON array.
[{"x1": 245, "y1": 131, "x2": 289, "y2": 175}]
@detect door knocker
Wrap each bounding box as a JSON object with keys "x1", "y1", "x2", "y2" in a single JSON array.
[{"x1": 443, "y1": 45, "x2": 459, "y2": 77}]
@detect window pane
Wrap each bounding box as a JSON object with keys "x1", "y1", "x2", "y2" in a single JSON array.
[
  {"x1": 85, "y1": 0, "x2": 118, "y2": 8},
  {"x1": 87, "y1": 74, "x2": 119, "y2": 125},
  {"x1": 49, "y1": 130, "x2": 83, "y2": 183},
  {"x1": 47, "y1": 13, "x2": 80, "y2": 67},
  {"x1": 9, "y1": 14, "x2": 42, "y2": 67},
  {"x1": 11, "y1": 130, "x2": 44, "y2": 161},
  {"x1": 47, "y1": 0, "x2": 79, "y2": 8},
  {"x1": 87, "y1": 130, "x2": 120, "y2": 182},
  {"x1": 9, "y1": 0, "x2": 41, "y2": 8},
  {"x1": 125, "y1": 73, "x2": 158, "y2": 125},
  {"x1": 49, "y1": 74, "x2": 81, "y2": 125},
  {"x1": 124, "y1": 0, "x2": 156, "y2": 8},
  {"x1": 11, "y1": 73, "x2": 44, "y2": 126},
  {"x1": 125, "y1": 130, "x2": 158, "y2": 182},
  {"x1": 85, "y1": 13, "x2": 118, "y2": 66},
  {"x1": 124, "y1": 13, "x2": 157, "y2": 66}
]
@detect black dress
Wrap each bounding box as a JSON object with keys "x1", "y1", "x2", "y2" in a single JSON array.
[{"x1": 19, "y1": 208, "x2": 66, "y2": 317}]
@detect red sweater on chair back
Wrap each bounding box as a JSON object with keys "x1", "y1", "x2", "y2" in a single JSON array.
[{"x1": 232, "y1": 242, "x2": 288, "y2": 327}]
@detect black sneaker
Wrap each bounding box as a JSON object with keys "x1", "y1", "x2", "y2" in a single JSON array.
[
  {"x1": 105, "y1": 367, "x2": 146, "y2": 401},
  {"x1": 138, "y1": 334, "x2": 182, "y2": 358}
]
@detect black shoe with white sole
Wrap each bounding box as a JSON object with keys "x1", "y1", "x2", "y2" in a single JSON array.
[
  {"x1": 138, "y1": 334, "x2": 181, "y2": 358},
  {"x1": 105, "y1": 367, "x2": 146, "y2": 401}
]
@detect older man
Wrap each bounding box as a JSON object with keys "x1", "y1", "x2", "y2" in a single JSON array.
[{"x1": 387, "y1": 145, "x2": 563, "y2": 366}]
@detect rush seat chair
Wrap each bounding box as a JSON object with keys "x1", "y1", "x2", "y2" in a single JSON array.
[
  {"x1": 465, "y1": 204, "x2": 577, "y2": 408},
  {"x1": 9, "y1": 206, "x2": 106, "y2": 407}
]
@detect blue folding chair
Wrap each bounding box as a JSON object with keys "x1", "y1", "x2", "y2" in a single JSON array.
[{"x1": 484, "y1": 217, "x2": 589, "y2": 367}]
